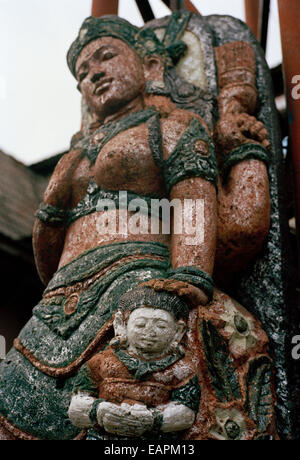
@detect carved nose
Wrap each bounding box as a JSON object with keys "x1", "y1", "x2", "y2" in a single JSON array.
[
  {"x1": 91, "y1": 72, "x2": 105, "y2": 84},
  {"x1": 148, "y1": 328, "x2": 156, "y2": 337}
]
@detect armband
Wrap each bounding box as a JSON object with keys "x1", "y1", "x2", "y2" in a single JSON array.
[
  {"x1": 168, "y1": 266, "x2": 214, "y2": 301},
  {"x1": 222, "y1": 143, "x2": 270, "y2": 178},
  {"x1": 163, "y1": 117, "x2": 218, "y2": 193},
  {"x1": 35, "y1": 203, "x2": 67, "y2": 227}
]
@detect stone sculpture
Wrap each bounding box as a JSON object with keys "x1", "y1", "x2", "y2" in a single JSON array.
[
  {"x1": 68, "y1": 288, "x2": 200, "y2": 440},
  {"x1": 0, "y1": 12, "x2": 283, "y2": 440}
]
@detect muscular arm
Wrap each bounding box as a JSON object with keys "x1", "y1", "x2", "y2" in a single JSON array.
[
  {"x1": 33, "y1": 221, "x2": 66, "y2": 286},
  {"x1": 156, "y1": 110, "x2": 218, "y2": 305},
  {"x1": 213, "y1": 42, "x2": 271, "y2": 281},
  {"x1": 33, "y1": 149, "x2": 83, "y2": 285},
  {"x1": 216, "y1": 160, "x2": 270, "y2": 278},
  {"x1": 170, "y1": 177, "x2": 217, "y2": 276}
]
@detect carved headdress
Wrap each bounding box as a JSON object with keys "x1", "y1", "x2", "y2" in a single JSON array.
[
  {"x1": 67, "y1": 14, "x2": 189, "y2": 77},
  {"x1": 117, "y1": 287, "x2": 190, "y2": 320}
]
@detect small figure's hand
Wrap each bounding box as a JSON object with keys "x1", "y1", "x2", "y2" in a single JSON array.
[
  {"x1": 214, "y1": 113, "x2": 271, "y2": 155},
  {"x1": 158, "y1": 402, "x2": 195, "y2": 433},
  {"x1": 68, "y1": 392, "x2": 96, "y2": 429},
  {"x1": 97, "y1": 402, "x2": 154, "y2": 437},
  {"x1": 140, "y1": 279, "x2": 208, "y2": 307}
]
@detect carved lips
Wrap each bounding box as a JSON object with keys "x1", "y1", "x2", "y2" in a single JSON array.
[
  {"x1": 141, "y1": 338, "x2": 157, "y2": 346},
  {"x1": 94, "y1": 78, "x2": 114, "y2": 96}
]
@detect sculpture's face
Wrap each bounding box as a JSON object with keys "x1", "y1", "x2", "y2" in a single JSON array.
[
  {"x1": 127, "y1": 307, "x2": 178, "y2": 357},
  {"x1": 76, "y1": 37, "x2": 145, "y2": 121}
]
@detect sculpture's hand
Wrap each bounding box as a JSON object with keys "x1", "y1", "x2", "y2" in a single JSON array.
[
  {"x1": 140, "y1": 279, "x2": 209, "y2": 307},
  {"x1": 158, "y1": 402, "x2": 195, "y2": 433},
  {"x1": 214, "y1": 113, "x2": 271, "y2": 155},
  {"x1": 97, "y1": 402, "x2": 154, "y2": 437}
]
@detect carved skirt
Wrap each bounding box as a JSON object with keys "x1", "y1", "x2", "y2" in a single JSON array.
[
  {"x1": 0, "y1": 240, "x2": 277, "y2": 440},
  {"x1": 0, "y1": 241, "x2": 169, "y2": 440}
]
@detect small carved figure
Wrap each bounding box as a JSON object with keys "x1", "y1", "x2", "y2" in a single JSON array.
[{"x1": 68, "y1": 287, "x2": 200, "y2": 439}]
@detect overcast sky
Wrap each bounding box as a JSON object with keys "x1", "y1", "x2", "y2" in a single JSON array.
[{"x1": 0, "y1": 0, "x2": 282, "y2": 165}]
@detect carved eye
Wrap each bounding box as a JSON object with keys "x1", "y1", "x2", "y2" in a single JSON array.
[
  {"x1": 78, "y1": 72, "x2": 88, "y2": 83},
  {"x1": 102, "y1": 52, "x2": 116, "y2": 61}
]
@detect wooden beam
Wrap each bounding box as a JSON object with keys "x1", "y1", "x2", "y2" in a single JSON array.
[
  {"x1": 161, "y1": 0, "x2": 200, "y2": 15},
  {"x1": 161, "y1": 0, "x2": 184, "y2": 11},
  {"x1": 136, "y1": 0, "x2": 155, "y2": 22},
  {"x1": 278, "y1": 0, "x2": 300, "y2": 267},
  {"x1": 185, "y1": 0, "x2": 201, "y2": 15},
  {"x1": 260, "y1": 0, "x2": 270, "y2": 52},
  {"x1": 245, "y1": 0, "x2": 262, "y2": 40},
  {"x1": 245, "y1": 0, "x2": 270, "y2": 52},
  {"x1": 91, "y1": 0, "x2": 119, "y2": 17}
]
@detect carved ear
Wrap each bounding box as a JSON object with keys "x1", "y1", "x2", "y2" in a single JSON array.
[
  {"x1": 143, "y1": 55, "x2": 164, "y2": 81},
  {"x1": 173, "y1": 319, "x2": 187, "y2": 344},
  {"x1": 113, "y1": 310, "x2": 127, "y2": 337}
]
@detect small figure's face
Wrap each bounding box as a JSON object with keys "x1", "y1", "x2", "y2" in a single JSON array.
[
  {"x1": 127, "y1": 307, "x2": 179, "y2": 357},
  {"x1": 76, "y1": 37, "x2": 144, "y2": 121}
]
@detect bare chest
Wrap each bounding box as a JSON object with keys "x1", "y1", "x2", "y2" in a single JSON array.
[
  {"x1": 71, "y1": 123, "x2": 165, "y2": 207},
  {"x1": 93, "y1": 124, "x2": 164, "y2": 195}
]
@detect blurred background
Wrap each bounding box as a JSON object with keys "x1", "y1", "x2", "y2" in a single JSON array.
[{"x1": 0, "y1": 0, "x2": 297, "y2": 354}]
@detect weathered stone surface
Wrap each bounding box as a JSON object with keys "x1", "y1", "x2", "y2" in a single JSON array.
[
  {"x1": 205, "y1": 14, "x2": 295, "y2": 439},
  {"x1": 147, "y1": 12, "x2": 295, "y2": 440}
]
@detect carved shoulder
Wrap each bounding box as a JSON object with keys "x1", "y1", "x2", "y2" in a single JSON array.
[
  {"x1": 161, "y1": 109, "x2": 210, "y2": 161},
  {"x1": 43, "y1": 148, "x2": 84, "y2": 208}
]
